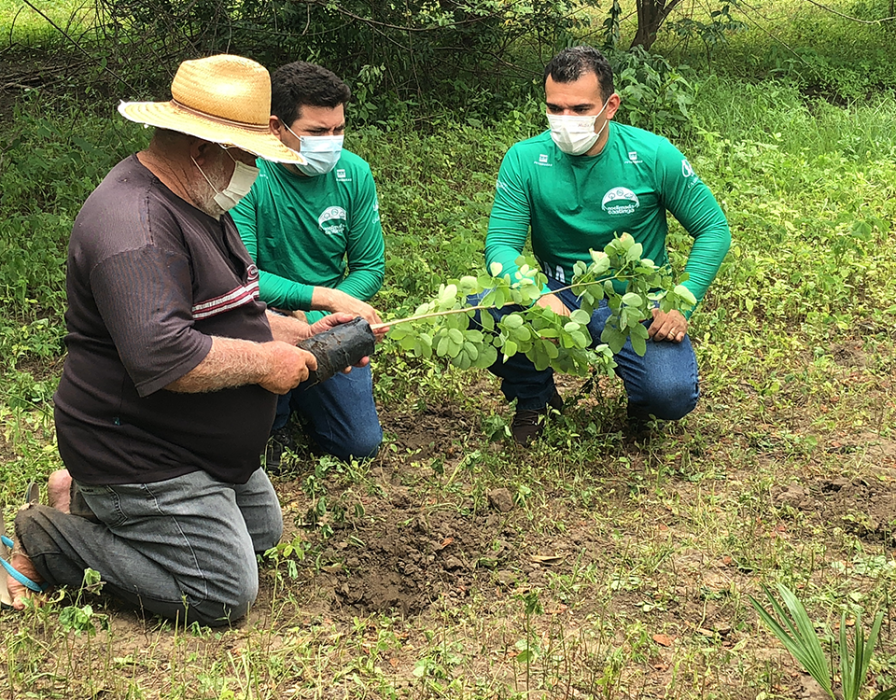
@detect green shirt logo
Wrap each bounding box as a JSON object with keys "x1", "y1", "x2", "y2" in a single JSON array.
[
  {"x1": 601, "y1": 187, "x2": 640, "y2": 216},
  {"x1": 318, "y1": 206, "x2": 347, "y2": 236}
]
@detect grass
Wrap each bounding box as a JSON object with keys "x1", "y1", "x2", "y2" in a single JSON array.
[
  {"x1": 2, "y1": 1, "x2": 896, "y2": 698},
  {"x1": 0, "y1": 0, "x2": 92, "y2": 47}
]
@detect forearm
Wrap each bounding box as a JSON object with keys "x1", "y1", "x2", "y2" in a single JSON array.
[
  {"x1": 258, "y1": 269, "x2": 315, "y2": 311},
  {"x1": 335, "y1": 268, "x2": 383, "y2": 302},
  {"x1": 266, "y1": 311, "x2": 313, "y2": 345},
  {"x1": 310, "y1": 286, "x2": 351, "y2": 311},
  {"x1": 485, "y1": 238, "x2": 527, "y2": 280},
  {"x1": 166, "y1": 336, "x2": 272, "y2": 393},
  {"x1": 682, "y1": 223, "x2": 731, "y2": 307}
]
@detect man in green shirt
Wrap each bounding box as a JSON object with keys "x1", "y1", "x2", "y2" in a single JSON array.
[
  {"x1": 232, "y1": 62, "x2": 385, "y2": 467},
  {"x1": 483, "y1": 45, "x2": 731, "y2": 445}
]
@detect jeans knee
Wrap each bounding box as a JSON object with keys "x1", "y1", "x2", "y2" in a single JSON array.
[
  {"x1": 655, "y1": 393, "x2": 698, "y2": 421},
  {"x1": 314, "y1": 420, "x2": 383, "y2": 462},
  {"x1": 329, "y1": 428, "x2": 382, "y2": 462},
  {"x1": 630, "y1": 386, "x2": 698, "y2": 421},
  {"x1": 223, "y1": 568, "x2": 258, "y2": 617},
  {"x1": 185, "y1": 595, "x2": 253, "y2": 627},
  {"x1": 253, "y1": 518, "x2": 283, "y2": 554}
]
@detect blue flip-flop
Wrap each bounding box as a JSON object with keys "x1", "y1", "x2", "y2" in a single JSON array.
[{"x1": 0, "y1": 533, "x2": 48, "y2": 602}]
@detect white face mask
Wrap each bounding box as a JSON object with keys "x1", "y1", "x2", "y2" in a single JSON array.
[
  {"x1": 547, "y1": 97, "x2": 613, "y2": 156},
  {"x1": 289, "y1": 130, "x2": 344, "y2": 177},
  {"x1": 193, "y1": 148, "x2": 259, "y2": 212}
]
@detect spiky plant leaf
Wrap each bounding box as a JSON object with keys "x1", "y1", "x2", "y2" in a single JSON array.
[
  {"x1": 839, "y1": 610, "x2": 884, "y2": 700},
  {"x1": 749, "y1": 584, "x2": 835, "y2": 699}
]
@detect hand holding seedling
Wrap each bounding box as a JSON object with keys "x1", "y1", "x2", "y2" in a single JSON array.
[
  {"x1": 260, "y1": 341, "x2": 318, "y2": 394},
  {"x1": 311, "y1": 287, "x2": 383, "y2": 328},
  {"x1": 648, "y1": 308, "x2": 688, "y2": 343}
]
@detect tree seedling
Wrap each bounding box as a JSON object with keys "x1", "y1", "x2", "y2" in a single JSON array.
[{"x1": 381, "y1": 233, "x2": 697, "y2": 376}]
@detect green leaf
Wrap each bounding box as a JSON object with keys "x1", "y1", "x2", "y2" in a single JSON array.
[
  {"x1": 504, "y1": 339, "x2": 518, "y2": 357},
  {"x1": 570, "y1": 309, "x2": 591, "y2": 324},
  {"x1": 503, "y1": 314, "x2": 524, "y2": 329},
  {"x1": 601, "y1": 326, "x2": 627, "y2": 354},
  {"x1": 532, "y1": 345, "x2": 550, "y2": 371},
  {"x1": 673, "y1": 284, "x2": 697, "y2": 307},
  {"x1": 477, "y1": 345, "x2": 498, "y2": 368},
  {"x1": 458, "y1": 276, "x2": 481, "y2": 296},
  {"x1": 541, "y1": 338, "x2": 559, "y2": 359},
  {"x1": 571, "y1": 331, "x2": 589, "y2": 348},
  {"x1": 631, "y1": 333, "x2": 646, "y2": 357},
  {"x1": 438, "y1": 283, "x2": 458, "y2": 305}
]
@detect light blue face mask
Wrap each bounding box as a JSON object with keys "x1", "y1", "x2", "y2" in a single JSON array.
[{"x1": 284, "y1": 123, "x2": 344, "y2": 176}]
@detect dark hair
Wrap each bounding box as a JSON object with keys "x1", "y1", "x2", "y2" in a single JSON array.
[
  {"x1": 270, "y1": 61, "x2": 352, "y2": 127},
  {"x1": 543, "y1": 45, "x2": 614, "y2": 102}
]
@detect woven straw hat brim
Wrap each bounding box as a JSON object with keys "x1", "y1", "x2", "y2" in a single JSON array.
[{"x1": 118, "y1": 101, "x2": 306, "y2": 164}]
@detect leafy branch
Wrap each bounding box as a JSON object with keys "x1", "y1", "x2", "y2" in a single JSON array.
[{"x1": 385, "y1": 233, "x2": 697, "y2": 376}]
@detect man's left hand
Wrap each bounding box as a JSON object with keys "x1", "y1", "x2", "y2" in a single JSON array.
[{"x1": 648, "y1": 309, "x2": 688, "y2": 343}]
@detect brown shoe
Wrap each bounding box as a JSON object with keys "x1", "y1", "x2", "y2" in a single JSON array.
[{"x1": 510, "y1": 392, "x2": 563, "y2": 446}]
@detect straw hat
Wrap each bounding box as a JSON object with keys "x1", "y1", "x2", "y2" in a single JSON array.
[{"x1": 118, "y1": 54, "x2": 305, "y2": 164}]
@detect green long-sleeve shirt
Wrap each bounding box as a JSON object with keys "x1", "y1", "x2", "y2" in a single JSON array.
[
  {"x1": 232, "y1": 152, "x2": 384, "y2": 324},
  {"x1": 486, "y1": 122, "x2": 730, "y2": 312}
]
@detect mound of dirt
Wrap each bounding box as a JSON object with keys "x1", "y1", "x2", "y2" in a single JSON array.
[{"x1": 319, "y1": 496, "x2": 514, "y2": 615}]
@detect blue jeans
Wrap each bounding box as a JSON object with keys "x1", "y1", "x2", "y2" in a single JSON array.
[
  {"x1": 16, "y1": 469, "x2": 282, "y2": 627},
  {"x1": 273, "y1": 364, "x2": 382, "y2": 461},
  {"x1": 470, "y1": 278, "x2": 700, "y2": 419}
]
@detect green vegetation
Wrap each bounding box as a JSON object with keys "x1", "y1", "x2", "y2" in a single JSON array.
[
  {"x1": 2, "y1": 0, "x2": 896, "y2": 698},
  {"x1": 751, "y1": 583, "x2": 893, "y2": 700}
]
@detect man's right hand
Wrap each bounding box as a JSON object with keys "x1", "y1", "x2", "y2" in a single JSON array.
[
  {"x1": 312, "y1": 287, "x2": 382, "y2": 327},
  {"x1": 260, "y1": 341, "x2": 318, "y2": 394},
  {"x1": 536, "y1": 293, "x2": 571, "y2": 317}
]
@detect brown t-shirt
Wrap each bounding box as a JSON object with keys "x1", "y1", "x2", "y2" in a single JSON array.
[{"x1": 53, "y1": 155, "x2": 275, "y2": 485}]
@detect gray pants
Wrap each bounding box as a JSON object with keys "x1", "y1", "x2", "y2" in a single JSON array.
[{"x1": 15, "y1": 469, "x2": 283, "y2": 627}]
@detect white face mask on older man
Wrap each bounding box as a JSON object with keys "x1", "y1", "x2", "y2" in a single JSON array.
[{"x1": 192, "y1": 148, "x2": 259, "y2": 212}]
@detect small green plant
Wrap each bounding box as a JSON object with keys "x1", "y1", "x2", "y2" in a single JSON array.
[
  {"x1": 750, "y1": 583, "x2": 896, "y2": 700},
  {"x1": 385, "y1": 233, "x2": 696, "y2": 378},
  {"x1": 58, "y1": 568, "x2": 107, "y2": 636}
]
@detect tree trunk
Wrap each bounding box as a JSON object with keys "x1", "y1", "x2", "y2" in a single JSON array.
[{"x1": 630, "y1": 0, "x2": 685, "y2": 51}]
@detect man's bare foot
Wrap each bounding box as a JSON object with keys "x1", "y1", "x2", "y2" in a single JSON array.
[
  {"x1": 47, "y1": 469, "x2": 73, "y2": 513},
  {"x1": 5, "y1": 535, "x2": 46, "y2": 610}
]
